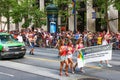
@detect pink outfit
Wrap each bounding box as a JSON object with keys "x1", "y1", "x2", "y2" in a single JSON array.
[
  {"x1": 67, "y1": 46, "x2": 74, "y2": 55},
  {"x1": 77, "y1": 44, "x2": 84, "y2": 49}
]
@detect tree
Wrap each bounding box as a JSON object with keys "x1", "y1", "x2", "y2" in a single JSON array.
[
  {"x1": 12, "y1": 0, "x2": 46, "y2": 29},
  {"x1": 31, "y1": 8, "x2": 46, "y2": 28},
  {"x1": 113, "y1": 0, "x2": 120, "y2": 11},
  {"x1": 10, "y1": 0, "x2": 22, "y2": 30},
  {"x1": 45, "y1": 0, "x2": 87, "y2": 32},
  {"x1": 0, "y1": 0, "x2": 15, "y2": 32},
  {"x1": 0, "y1": 0, "x2": 46, "y2": 31},
  {"x1": 91, "y1": 0, "x2": 120, "y2": 32},
  {"x1": 52, "y1": 0, "x2": 75, "y2": 31},
  {"x1": 113, "y1": 0, "x2": 120, "y2": 31}
]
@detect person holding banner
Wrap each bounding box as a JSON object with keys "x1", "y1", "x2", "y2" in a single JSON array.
[
  {"x1": 98, "y1": 34, "x2": 112, "y2": 67},
  {"x1": 59, "y1": 39, "x2": 69, "y2": 76},
  {"x1": 66, "y1": 40, "x2": 75, "y2": 74},
  {"x1": 73, "y1": 37, "x2": 85, "y2": 73}
]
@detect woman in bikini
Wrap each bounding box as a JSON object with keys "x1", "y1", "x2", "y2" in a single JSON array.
[{"x1": 59, "y1": 39, "x2": 69, "y2": 76}]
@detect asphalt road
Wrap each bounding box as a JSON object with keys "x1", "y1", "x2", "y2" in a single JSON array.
[
  {"x1": 0, "y1": 47, "x2": 120, "y2": 80},
  {"x1": 0, "y1": 66, "x2": 55, "y2": 80}
]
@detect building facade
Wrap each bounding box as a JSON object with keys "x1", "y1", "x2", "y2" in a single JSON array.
[{"x1": 0, "y1": 0, "x2": 119, "y2": 33}]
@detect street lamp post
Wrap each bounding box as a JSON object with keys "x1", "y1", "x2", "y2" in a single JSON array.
[
  {"x1": 47, "y1": 0, "x2": 77, "y2": 33},
  {"x1": 105, "y1": 0, "x2": 110, "y2": 32},
  {"x1": 73, "y1": 0, "x2": 77, "y2": 33}
]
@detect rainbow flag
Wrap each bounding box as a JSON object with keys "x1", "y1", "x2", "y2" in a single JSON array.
[
  {"x1": 77, "y1": 50, "x2": 84, "y2": 67},
  {"x1": 77, "y1": 50, "x2": 84, "y2": 62},
  {"x1": 72, "y1": 0, "x2": 76, "y2": 14}
]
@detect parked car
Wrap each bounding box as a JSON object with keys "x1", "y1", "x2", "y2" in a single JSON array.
[{"x1": 0, "y1": 32, "x2": 26, "y2": 59}]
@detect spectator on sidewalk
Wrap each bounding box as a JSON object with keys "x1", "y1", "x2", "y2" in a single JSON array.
[{"x1": 17, "y1": 33, "x2": 23, "y2": 43}]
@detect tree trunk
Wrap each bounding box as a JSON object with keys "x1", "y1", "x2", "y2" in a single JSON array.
[
  {"x1": 7, "y1": 17, "x2": 10, "y2": 32},
  {"x1": 0, "y1": 16, "x2": 2, "y2": 30},
  {"x1": 118, "y1": 12, "x2": 120, "y2": 31},
  {"x1": 3, "y1": 22, "x2": 7, "y2": 30},
  {"x1": 15, "y1": 22, "x2": 19, "y2": 31}
]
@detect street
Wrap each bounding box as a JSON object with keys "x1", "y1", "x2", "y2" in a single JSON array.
[{"x1": 0, "y1": 47, "x2": 120, "y2": 80}]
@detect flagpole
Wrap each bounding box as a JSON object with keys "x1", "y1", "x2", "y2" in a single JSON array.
[{"x1": 73, "y1": 0, "x2": 77, "y2": 33}]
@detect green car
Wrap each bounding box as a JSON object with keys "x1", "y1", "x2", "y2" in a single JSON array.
[{"x1": 0, "y1": 32, "x2": 26, "y2": 59}]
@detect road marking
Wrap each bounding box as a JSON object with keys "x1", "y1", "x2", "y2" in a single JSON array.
[
  {"x1": 0, "y1": 72, "x2": 14, "y2": 77},
  {"x1": 25, "y1": 56, "x2": 59, "y2": 62},
  {"x1": 85, "y1": 65, "x2": 102, "y2": 69},
  {"x1": 25, "y1": 56, "x2": 102, "y2": 70}
]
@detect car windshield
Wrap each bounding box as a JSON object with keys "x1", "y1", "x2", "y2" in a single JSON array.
[{"x1": 0, "y1": 35, "x2": 17, "y2": 43}]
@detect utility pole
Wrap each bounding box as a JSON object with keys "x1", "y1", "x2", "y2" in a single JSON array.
[
  {"x1": 105, "y1": 0, "x2": 110, "y2": 32},
  {"x1": 73, "y1": 0, "x2": 77, "y2": 33}
]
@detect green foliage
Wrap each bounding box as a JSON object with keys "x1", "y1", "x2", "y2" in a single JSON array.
[
  {"x1": 0, "y1": 0, "x2": 46, "y2": 29},
  {"x1": 0, "y1": 0, "x2": 11, "y2": 18},
  {"x1": 53, "y1": 0, "x2": 71, "y2": 17},
  {"x1": 22, "y1": 18, "x2": 32, "y2": 28},
  {"x1": 92, "y1": 0, "x2": 120, "y2": 15},
  {"x1": 31, "y1": 9, "x2": 46, "y2": 28},
  {"x1": 10, "y1": 1, "x2": 22, "y2": 23},
  {"x1": 0, "y1": 0, "x2": 16, "y2": 32},
  {"x1": 113, "y1": 0, "x2": 120, "y2": 11}
]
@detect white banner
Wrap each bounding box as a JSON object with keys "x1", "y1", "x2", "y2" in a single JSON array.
[{"x1": 77, "y1": 44, "x2": 112, "y2": 68}]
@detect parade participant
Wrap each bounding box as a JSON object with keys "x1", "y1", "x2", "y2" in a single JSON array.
[
  {"x1": 54, "y1": 39, "x2": 60, "y2": 58},
  {"x1": 66, "y1": 40, "x2": 75, "y2": 74},
  {"x1": 55, "y1": 37, "x2": 66, "y2": 57},
  {"x1": 98, "y1": 35, "x2": 112, "y2": 67},
  {"x1": 28, "y1": 31, "x2": 36, "y2": 55},
  {"x1": 59, "y1": 39, "x2": 69, "y2": 76},
  {"x1": 104, "y1": 30, "x2": 112, "y2": 44},
  {"x1": 73, "y1": 37, "x2": 85, "y2": 73}
]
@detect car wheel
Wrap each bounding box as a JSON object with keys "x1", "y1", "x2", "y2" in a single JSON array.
[
  {"x1": 19, "y1": 54, "x2": 25, "y2": 58},
  {"x1": 19, "y1": 55, "x2": 24, "y2": 58},
  {"x1": 0, "y1": 52, "x2": 3, "y2": 60}
]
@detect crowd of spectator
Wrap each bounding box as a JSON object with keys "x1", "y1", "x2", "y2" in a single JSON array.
[{"x1": 7, "y1": 28, "x2": 120, "y2": 50}]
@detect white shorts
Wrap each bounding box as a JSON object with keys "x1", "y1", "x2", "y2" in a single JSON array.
[
  {"x1": 67, "y1": 54, "x2": 73, "y2": 58},
  {"x1": 60, "y1": 56, "x2": 67, "y2": 61}
]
